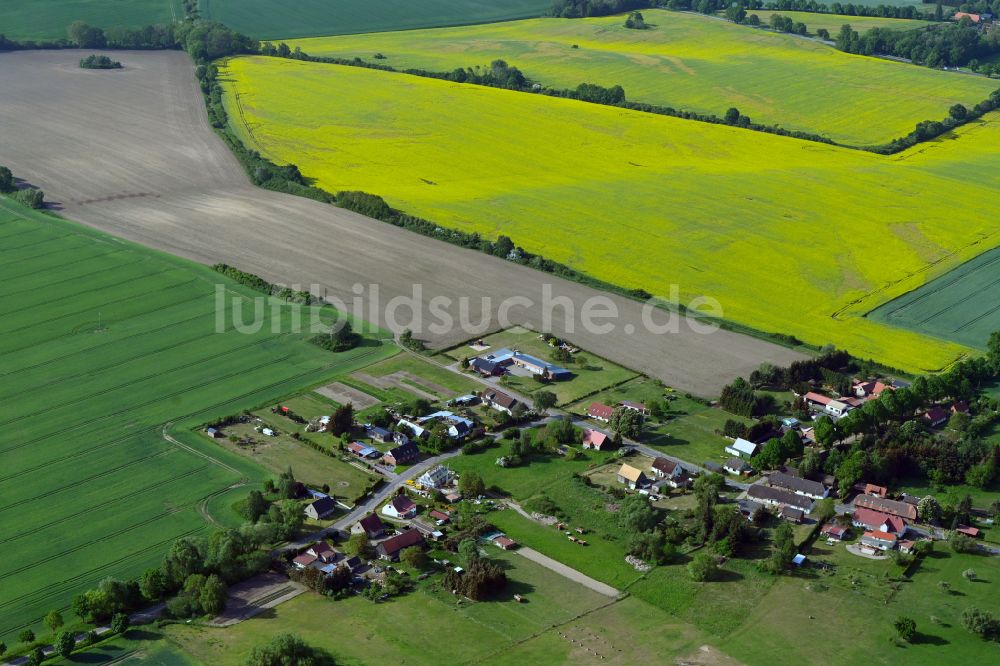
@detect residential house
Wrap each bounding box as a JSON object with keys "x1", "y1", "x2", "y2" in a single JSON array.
[
  {"x1": 951, "y1": 401, "x2": 969, "y2": 415},
  {"x1": 860, "y1": 530, "x2": 898, "y2": 551},
  {"x1": 581, "y1": 428, "x2": 612, "y2": 451},
  {"x1": 306, "y1": 541, "x2": 337, "y2": 564},
  {"x1": 725, "y1": 437, "x2": 758, "y2": 459},
  {"x1": 852, "y1": 507, "x2": 907, "y2": 535},
  {"x1": 766, "y1": 472, "x2": 829, "y2": 500},
  {"x1": 853, "y1": 380, "x2": 892, "y2": 399},
  {"x1": 418, "y1": 465, "x2": 453, "y2": 490},
  {"x1": 650, "y1": 457, "x2": 684, "y2": 484},
  {"x1": 587, "y1": 402, "x2": 615, "y2": 422},
  {"x1": 724, "y1": 458, "x2": 751, "y2": 475},
  {"x1": 854, "y1": 495, "x2": 918, "y2": 521},
  {"x1": 383, "y1": 441, "x2": 420, "y2": 467},
  {"x1": 304, "y1": 496, "x2": 337, "y2": 521},
  {"x1": 898, "y1": 539, "x2": 917, "y2": 554},
  {"x1": 746, "y1": 484, "x2": 815, "y2": 512},
  {"x1": 922, "y1": 407, "x2": 949, "y2": 428},
  {"x1": 382, "y1": 494, "x2": 418, "y2": 520},
  {"x1": 483, "y1": 389, "x2": 519, "y2": 415},
  {"x1": 617, "y1": 464, "x2": 648, "y2": 489},
  {"x1": 365, "y1": 425, "x2": 393, "y2": 443},
  {"x1": 376, "y1": 529, "x2": 426, "y2": 561},
  {"x1": 620, "y1": 400, "x2": 648, "y2": 415},
  {"x1": 953, "y1": 11, "x2": 981, "y2": 22},
  {"x1": 821, "y1": 524, "x2": 848, "y2": 541},
  {"x1": 292, "y1": 553, "x2": 318, "y2": 569},
  {"x1": 353, "y1": 512, "x2": 385, "y2": 539}
]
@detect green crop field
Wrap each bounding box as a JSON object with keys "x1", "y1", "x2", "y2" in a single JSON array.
[
  {"x1": 0, "y1": 198, "x2": 395, "y2": 645},
  {"x1": 285, "y1": 11, "x2": 995, "y2": 145},
  {"x1": 219, "y1": 56, "x2": 1000, "y2": 373},
  {"x1": 200, "y1": 0, "x2": 550, "y2": 40},
  {"x1": 740, "y1": 10, "x2": 933, "y2": 34},
  {"x1": 868, "y1": 245, "x2": 1000, "y2": 349},
  {"x1": 0, "y1": 0, "x2": 182, "y2": 40}
]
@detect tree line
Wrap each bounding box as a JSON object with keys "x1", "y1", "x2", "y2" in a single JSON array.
[{"x1": 835, "y1": 20, "x2": 1000, "y2": 71}]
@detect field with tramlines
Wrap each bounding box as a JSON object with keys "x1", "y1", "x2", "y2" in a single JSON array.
[
  {"x1": 0, "y1": 199, "x2": 395, "y2": 644},
  {"x1": 0, "y1": 0, "x2": 183, "y2": 40},
  {"x1": 284, "y1": 11, "x2": 995, "y2": 145},
  {"x1": 219, "y1": 55, "x2": 1000, "y2": 372}
]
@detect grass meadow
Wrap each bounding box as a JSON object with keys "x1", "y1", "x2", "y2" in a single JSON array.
[
  {"x1": 200, "y1": 0, "x2": 549, "y2": 40},
  {"x1": 0, "y1": 0, "x2": 183, "y2": 40},
  {"x1": 0, "y1": 199, "x2": 395, "y2": 645},
  {"x1": 220, "y1": 56, "x2": 1000, "y2": 373},
  {"x1": 284, "y1": 11, "x2": 995, "y2": 145}
]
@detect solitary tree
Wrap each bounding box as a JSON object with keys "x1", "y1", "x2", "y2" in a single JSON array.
[
  {"x1": 724, "y1": 107, "x2": 741, "y2": 124},
  {"x1": 894, "y1": 616, "x2": 917, "y2": 642},
  {"x1": 533, "y1": 390, "x2": 557, "y2": 412},
  {"x1": 18, "y1": 629, "x2": 35, "y2": 645},
  {"x1": 459, "y1": 471, "x2": 485, "y2": 498},
  {"x1": 44, "y1": 610, "x2": 63, "y2": 633},
  {"x1": 688, "y1": 553, "x2": 719, "y2": 582}
]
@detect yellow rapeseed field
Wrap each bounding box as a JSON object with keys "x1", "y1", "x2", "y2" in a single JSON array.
[
  {"x1": 220, "y1": 56, "x2": 1000, "y2": 371},
  {"x1": 284, "y1": 11, "x2": 997, "y2": 146}
]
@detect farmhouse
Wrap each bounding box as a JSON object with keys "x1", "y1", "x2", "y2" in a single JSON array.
[
  {"x1": 854, "y1": 495, "x2": 918, "y2": 521},
  {"x1": 304, "y1": 496, "x2": 337, "y2": 521},
  {"x1": 860, "y1": 530, "x2": 898, "y2": 551},
  {"x1": 376, "y1": 529, "x2": 426, "y2": 561},
  {"x1": 353, "y1": 512, "x2": 385, "y2": 539},
  {"x1": 617, "y1": 464, "x2": 648, "y2": 489},
  {"x1": 852, "y1": 508, "x2": 907, "y2": 535},
  {"x1": 382, "y1": 494, "x2": 418, "y2": 519},
  {"x1": 383, "y1": 441, "x2": 420, "y2": 466},
  {"x1": 766, "y1": 472, "x2": 828, "y2": 500},
  {"x1": 581, "y1": 428, "x2": 612, "y2": 450},
  {"x1": 746, "y1": 484, "x2": 814, "y2": 512},
  {"x1": 588, "y1": 402, "x2": 615, "y2": 422},
  {"x1": 853, "y1": 380, "x2": 892, "y2": 399},
  {"x1": 510, "y1": 351, "x2": 572, "y2": 380},
  {"x1": 483, "y1": 389, "x2": 519, "y2": 415},
  {"x1": 725, "y1": 437, "x2": 758, "y2": 459}
]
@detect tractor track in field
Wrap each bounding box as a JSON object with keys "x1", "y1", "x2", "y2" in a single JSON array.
[{"x1": 0, "y1": 49, "x2": 804, "y2": 397}]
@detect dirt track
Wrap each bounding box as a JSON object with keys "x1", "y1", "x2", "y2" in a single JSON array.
[{"x1": 0, "y1": 50, "x2": 805, "y2": 395}]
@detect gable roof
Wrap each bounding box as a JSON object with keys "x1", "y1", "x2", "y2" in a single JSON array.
[
  {"x1": 377, "y1": 529, "x2": 425, "y2": 556},
  {"x1": 855, "y1": 495, "x2": 918, "y2": 520},
  {"x1": 617, "y1": 464, "x2": 645, "y2": 483},
  {"x1": 582, "y1": 428, "x2": 610, "y2": 448},
  {"x1": 725, "y1": 457, "x2": 750, "y2": 471},
  {"x1": 804, "y1": 391, "x2": 832, "y2": 405},
  {"x1": 308, "y1": 496, "x2": 337, "y2": 516},
  {"x1": 293, "y1": 553, "x2": 317, "y2": 567},
  {"x1": 308, "y1": 540, "x2": 336, "y2": 560},
  {"x1": 746, "y1": 484, "x2": 814, "y2": 511},
  {"x1": 359, "y1": 512, "x2": 384, "y2": 533},
  {"x1": 767, "y1": 472, "x2": 826, "y2": 497},
  {"x1": 588, "y1": 402, "x2": 615, "y2": 420},
  {"x1": 863, "y1": 530, "x2": 897, "y2": 543},
  {"x1": 652, "y1": 457, "x2": 679, "y2": 475},
  {"x1": 729, "y1": 438, "x2": 758, "y2": 456},
  {"x1": 391, "y1": 494, "x2": 416, "y2": 513},
  {"x1": 485, "y1": 389, "x2": 518, "y2": 409},
  {"x1": 853, "y1": 507, "x2": 894, "y2": 528},
  {"x1": 863, "y1": 483, "x2": 888, "y2": 497},
  {"x1": 386, "y1": 440, "x2": 419, "y2": 462}
]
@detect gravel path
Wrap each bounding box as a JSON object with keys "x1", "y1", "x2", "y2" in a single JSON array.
[
  {"x1": 515, "y1": 547, "x2": 620, "y2": 598},
  {"x1": 0, "y1": 50, "x2": 806, "y2": 397}
]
